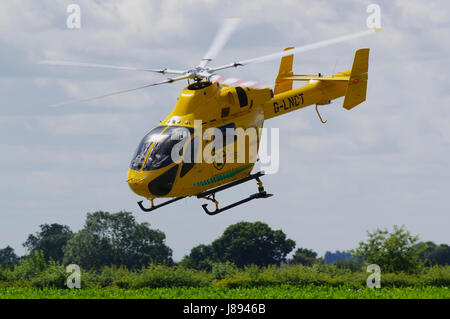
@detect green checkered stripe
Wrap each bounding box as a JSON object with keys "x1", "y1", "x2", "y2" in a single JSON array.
[{"x1": 193, "y1": 164, "x2": 253, "y2": 186}]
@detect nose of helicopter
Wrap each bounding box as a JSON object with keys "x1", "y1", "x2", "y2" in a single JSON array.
[
  {"x1": 127, "y1": 169, "x2": 154, "y2": 198},
  {"x1": 127, "y1": 165, "x2": 179, "y2": 198}
]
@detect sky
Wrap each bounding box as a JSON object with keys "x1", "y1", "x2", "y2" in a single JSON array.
[{"x1": 1, "y1": 0, "x2": 449, "y2": 261}]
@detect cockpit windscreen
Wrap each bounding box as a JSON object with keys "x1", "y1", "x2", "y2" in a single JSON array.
[
  {"x1": 129, "y1": 126, "x2": 166, "y2": 171},
  {"x1": 130, "y1": 126, "x2": 193, "y2": 171},
  {"x1": 143, "y1": 126, "x2": 193, "y2": 171}
]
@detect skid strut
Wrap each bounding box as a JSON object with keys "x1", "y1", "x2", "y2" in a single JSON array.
[{"x1": 196, "y1": 172, "x2": 273, "y2": 215}]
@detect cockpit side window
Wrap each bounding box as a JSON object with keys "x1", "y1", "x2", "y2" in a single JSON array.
[
  {"x1": 143, "y1": 126, "x2": 193, "y2": 171},
  {"x1": 212, "y1": 123, "x2": 236, "y2": 153},
  {"x1": 219, "y1": 123, "x2": 237, "y2": 146},
  {"x1": 180, "y1": 136, "x2": 199, "y2": 178},
  {"x1": 130, "y1": 126, "x2": 166, "y2": 171}
]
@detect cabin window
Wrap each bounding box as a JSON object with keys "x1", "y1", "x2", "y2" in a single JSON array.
[
  {"x1": 129, "y1": 126, "x2": 166, "y2": 171},
  {"x1": 235, "y1": 87, "x2": 248, "y2": 107},
  {"x1": 211, "y1": 123, "x2": 236, "y2": 153},
  {"x1": 143, "y1": 126, "x2": 193, "y2": 171},
  {"x1": 148, "y1": 165, "x2": 179, "y2": 196},
  {"x1": 219, "y1": 123, "x2": 237, "y2": 146},
  {"x1": 180, "y1": 137, "x2": 199, "y2": 178}
]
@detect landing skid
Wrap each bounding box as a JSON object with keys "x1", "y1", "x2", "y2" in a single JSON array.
[
  {"x1": 196, "y1": 172, "x2": 273, "y2": 215},
  {"x1": 137, "y1": 196, "x2": 185, "y2": 212},
  {"x1": 136, "y1": 171, "x2": 273, "y2": 215}
]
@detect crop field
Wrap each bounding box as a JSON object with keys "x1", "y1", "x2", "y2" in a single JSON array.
[{"x1": 1, "y1": 285, "x2": 449, "y2": 299}]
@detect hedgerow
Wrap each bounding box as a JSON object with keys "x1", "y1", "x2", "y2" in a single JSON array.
[{"x1": 1, "y1": 255, "x2": 449, "y2": 289}]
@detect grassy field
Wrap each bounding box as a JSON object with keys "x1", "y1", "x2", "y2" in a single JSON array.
[
  {"x1": 1, "y1": 285, "x2": 449, "y2": 299},
  {"x1": 2, "y1": 259, "x2": 449, "y2": 299}
]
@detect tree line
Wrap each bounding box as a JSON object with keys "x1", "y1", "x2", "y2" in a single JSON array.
[{"x1": 1, "y1": 211, "x2": 449, "y2": 273}]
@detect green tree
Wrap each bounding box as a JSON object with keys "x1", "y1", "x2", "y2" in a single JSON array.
[
  {"x1": 63, "y1": 211, "x2": 172, "y2": 269},
  {"x1": 334, "y1": 259, "x2": 363, "y2": 272},
  {"x1": 416, "y1": 241, "x2": 450, "y2": 266},
  {"x1": 14, "y1": 250, "x2": 47, "y2": 280},
  {"x1": 0, "y1": 246, "x2": 19, "y2": 269},
  {"x1": 324, "y1": 250, "x2": 360, "y2": 264},
  {"x1": 211, "y1": 221, "x2": 295, "y2": 268},
  {"x1": 23, "y1": 223, "x2": 73, "y2": 263},
  {"x1": 351, "y1": 225, "x2": 424, "y2": 273},
  {"x1": 430, "y1": 244, "x2": 450, "y2": 265},
  {"x1": 180, "y1": 244, "x2": 216, "y2": 271},
  {"x1": 289, "y1": 248, "x2": 318, "y2": 266}
]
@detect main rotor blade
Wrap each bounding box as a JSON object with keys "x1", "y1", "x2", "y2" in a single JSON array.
[
  {"x1": 49, "y1": 75, "x2": 190, "y2": 107},
  {"x1": 39, "y1": 60, "x2": 186, "y2": 75},
  {"x1": 198, "y1": 17, "x2": 241, "y2": 68},
  {"x1": 211, "y1": 28, "x2": 380, "y2": 72}
]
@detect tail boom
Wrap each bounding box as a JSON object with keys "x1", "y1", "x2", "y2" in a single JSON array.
[{"x1": 264, "y1": 48, "x2": 369, "y2": 120}]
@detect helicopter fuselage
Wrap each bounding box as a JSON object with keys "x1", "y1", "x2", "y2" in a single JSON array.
[{"x1": 127, "y1": 73, "x2": 350, "y2": 200}]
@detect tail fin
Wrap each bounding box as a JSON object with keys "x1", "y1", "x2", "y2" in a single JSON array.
[
  {"x1": 343, "y1": 48, "x2": 369, "y2": 110},
  {"x1": 274, "y1": 47, "x2": 294, "y2": 95}
]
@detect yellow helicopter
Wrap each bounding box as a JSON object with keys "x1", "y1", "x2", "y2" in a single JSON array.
[{"x1": 41, "y1": 18, "x2": 376, "y2": 215}]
